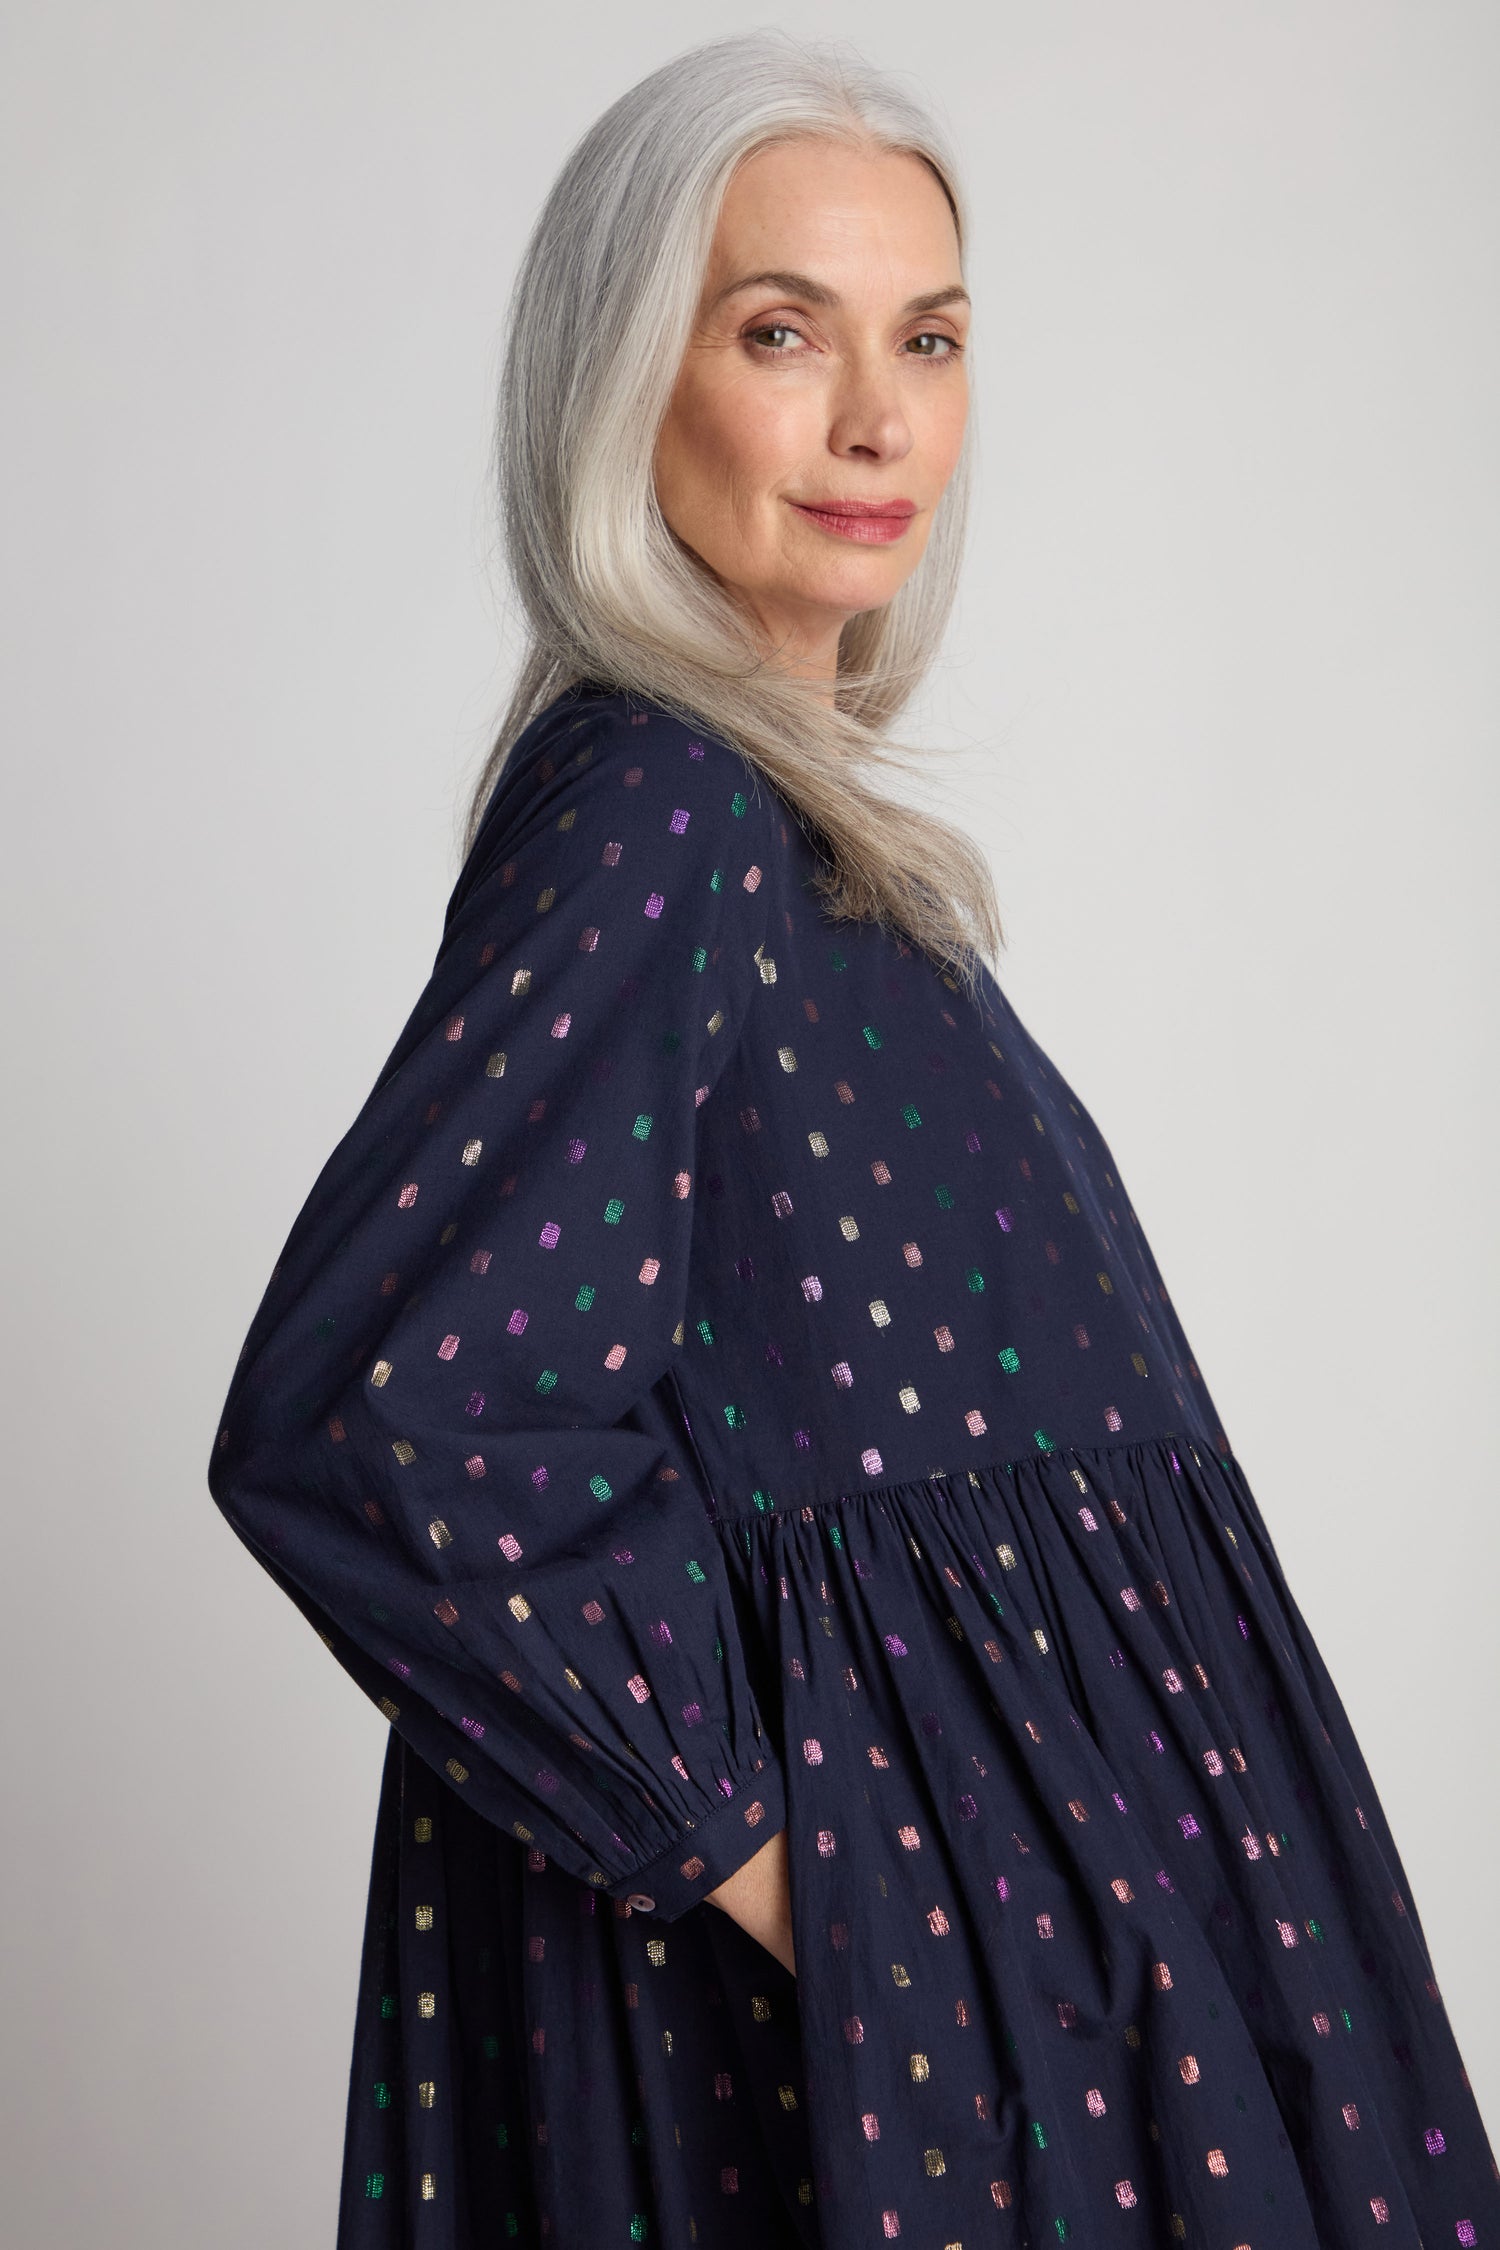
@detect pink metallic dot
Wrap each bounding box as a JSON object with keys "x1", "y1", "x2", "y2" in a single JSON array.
[
  {"x1": 862, "y1": 1448, "x2": 884, "y2": 1474},
  {"x1": 498, "y1": 1533, "x2": 522, "y2": 1562},
  {"x1": 995, "y1": 1206, "x2": 1014, "y2": 1231},
  {"x1": 397, "y1": 1182, "x2": 419, "y2": 1209},
  {"x1": 817, "y1": 1829, "x2": 837, "y2": 1856},
  {"x1": 1113, "y1": 2181, "x2": 1137, "y2": 2209},
  {"x1": 507, "y1": 1309, "x2": 528, "y2": 1336},
  {"x1": 1036, "y1": 1912, "x2": 1054, "y2": 1939},
  {"x1": 538, "y1": 1222, "x2": 561, "y2": 1249},
  {"x1": 1369, "y1": 2198, "x2": 1390, "y2": 2223},
  {"x1": 470, "y1": 1249, "x2": 492, "y2": 1275},
  {"x1": 803, "y1": 1737, "x2": 824, "y2": 1764},
  {"x1": 928, "y1": 1906, "x2": 950, "y2": 1936},
  {"x1": 1342, "y1": 2102, "x2": 1361, "y2": 2130},
  {"x1": 883, "y1": 1633, "x2": 908, "y2": 1657},
  {"x1": 1086, "y1": 2088, "x2": 1106, "y2": 2117},
  {"x1": 1104, "y1": 1405, "x2": 1124, "y2": 1432},
  {"x1": 444, "y1": 1013, "x2": 465, "y2": 1042},
  {"x1": 626, "y1": 1673, "x2": 650, "y2": 1704},
  {"x1": 464, "y1": 1454, "x2": 485, "y2": 1478},
  {"x1": 1424, "y1": 2126, "x2": 1446, "y2": 2155},
  {"x1": 438, "y1": 1334, "x2": 460, "y2": 1361},
  {"x1": 549, "y1": 1012, "x2": 571, "y2": 1038},
  {"x1": 644, "y1": 892, "x2": 665, "y2": 920},
  {"x1": 994, "y1": 1875, "x2": 1010, "y2": 1902},
  {"x1": 861, "y1": 2112, "x2": 881, "y2": 2141}
]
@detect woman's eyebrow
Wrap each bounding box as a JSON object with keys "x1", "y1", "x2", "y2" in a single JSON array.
[{"x1": 710, "y1": 269, "x2": 970, "y2": 316}]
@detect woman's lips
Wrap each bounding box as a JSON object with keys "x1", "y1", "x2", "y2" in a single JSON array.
[{"x1": 787, "y1": 499, "x2": 918, "y2": 545}]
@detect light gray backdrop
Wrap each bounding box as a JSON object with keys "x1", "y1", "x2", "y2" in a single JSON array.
[{"x1": 3, "y1": 3, "x2": 1496, "y2": 2244}]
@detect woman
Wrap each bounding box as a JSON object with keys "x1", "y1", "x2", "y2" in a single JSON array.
[{"x1": 207, "y1": 29, "x2": 1498, "y2": 2248}]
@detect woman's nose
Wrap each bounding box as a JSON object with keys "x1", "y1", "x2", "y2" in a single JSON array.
[{"x1": 825, "y1": 350, "x2": 915, "y2": 464}]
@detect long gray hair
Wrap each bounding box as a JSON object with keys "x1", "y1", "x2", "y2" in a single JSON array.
[{"x1": 467, "y1": 28, "x2": 1003, "y2": 1000}]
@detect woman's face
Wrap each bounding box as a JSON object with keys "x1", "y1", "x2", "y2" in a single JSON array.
[{"x1": 653, "y1": 136, "x2": 971, "y2": 685}]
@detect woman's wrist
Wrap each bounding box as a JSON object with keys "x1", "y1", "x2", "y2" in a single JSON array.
[{"x1": 705, "y1": 1827, "x2": 796, "y2": 1975}]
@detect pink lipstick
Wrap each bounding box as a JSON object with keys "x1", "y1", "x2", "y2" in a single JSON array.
[{"x1": 787, "y1": 497, "x2": 918, "y2": 545}]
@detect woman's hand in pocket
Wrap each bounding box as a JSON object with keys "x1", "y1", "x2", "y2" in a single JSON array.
[{"x1": 705, "y1": 1827, "x2": 795, "y2": 1975}]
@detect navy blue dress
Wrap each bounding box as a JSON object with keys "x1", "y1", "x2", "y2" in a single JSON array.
[{"x1": 208, "y1": 684, "x2": 1499, "y2": 2247}]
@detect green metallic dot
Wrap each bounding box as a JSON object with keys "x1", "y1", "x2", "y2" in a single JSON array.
[
  {"x1": 998, "y1": 1346, "x2": 1020, "y2": 1373},
  {"x1": 696, "y1": 1318, "x2": 717, "y2": 1345},
  {"x1": 686, "y1": 1558, "x2": 707, "y2": 1584},
  {"x1": 374, "y1": 2080, "x2": 392, "y2": 2108},
  {"x1": 730, "y1": 790, "x2": 747, "y2": 817},
  {"x1": 631, "y1": 1114, "x2": 653, "y2": 1141},
  {"x1": 1034, "y1": 1427, "x2": 1056, "y2": 1452},
  {"x1": 723, "y1": 1402, "x2": 747, "y2": 1430},
  {"x1": 589, "y1": 1472, "x2": 613, "y2": 1501},
  {"x1": 363, "y1": 2174, "x2": 385, "y2": 2200},
  {"x1": 535, "y1": 1368, "x2": 559, "y2": 1396},
  {"x1": 861, "y1": 1024, "x2": 882, "y2": 1049},
  {"x1": 709, "y1": 867, "x2": 724, "y2": 893},
  {"x1": 690, "y1": 945, "x2": 708, "y2": 974},
  {"x1": 603, "y1": 1196, "x2": 625, "y2": 1224},
  {"x1": 966, "y1": 1267, "x2": 985, "y2": 1292},
  {"x1": 573, "y1": 1283, "x2": 595, "y2": 1311},
  {"x1": 901, "y1": 1103, "x2": 921, "y2": 1128},
  {"x1": 935, "y1": 1184, "x2": 954, "y2": 1208},
  {"x1": 752, "y1": 1488, "x2": 772, "y2": 1512},
  {"x1": 1030, "y1": 2119, "x2": 1048, "y2": 2150}
]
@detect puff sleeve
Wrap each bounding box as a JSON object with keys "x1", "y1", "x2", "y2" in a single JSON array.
[{"x1": 207, "y1": 695, "x2": 786, "y2": 1918}]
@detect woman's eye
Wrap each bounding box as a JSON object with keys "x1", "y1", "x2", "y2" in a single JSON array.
[
  {"x1": 746, "y1": 324, "x2": 805, "y2": 352},
  {"x1": 905, "y1": 331, "x2": 958, "y2": 358}
]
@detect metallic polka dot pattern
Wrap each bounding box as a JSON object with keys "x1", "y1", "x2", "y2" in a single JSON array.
[{"x1": 208, "y1": 686, "x2": 1498, "y2": 2247}]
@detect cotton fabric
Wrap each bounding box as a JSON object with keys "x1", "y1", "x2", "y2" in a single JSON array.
[{"x1": 208, "y1": 684, "x2": 1499, "y2": 2247}]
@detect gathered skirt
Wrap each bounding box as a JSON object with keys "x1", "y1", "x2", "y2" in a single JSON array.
[{"x1": 337, "y1": 1433, "x2": 1499, "y2": 2246}]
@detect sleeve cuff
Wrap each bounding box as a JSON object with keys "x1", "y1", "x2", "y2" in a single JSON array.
[{"x1": 608, "y1": 1753, "x2": 787, "y2": 1921}]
